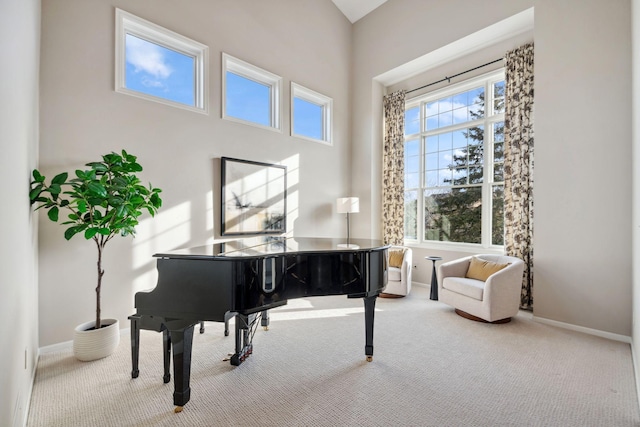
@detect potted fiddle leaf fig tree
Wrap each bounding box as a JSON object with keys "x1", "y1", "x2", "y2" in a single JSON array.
[{"x1": 30, "y1": 150, "x2": 162, "y2": 361}]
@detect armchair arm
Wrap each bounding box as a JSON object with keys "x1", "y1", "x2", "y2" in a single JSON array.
[
  {"x1": 438, "y1": 256, "x2": 472, "y2": 280},
  {"x1": 402, "y1": 248, "x2": 412, "y2": 285},
  {"x1": 483, "y1": 260, "x2": 525, "y2": 300}
]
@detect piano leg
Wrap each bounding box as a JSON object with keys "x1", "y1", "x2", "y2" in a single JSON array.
[
  {"x1": 224, "y1": 311, "x2": 237, "y2": 337},
  {"x1": 261, "y1": 310, "x2": 269, "y2": 331},
  {"x1": 129, "y1": 315, "x2": 140, "y2": 378},
  {"x1": 162, "y1": 329, "x2": 171, "y2": 383},
  {"x1": 169, "y1": 324, "x2": 195, "y2": 411},
  {"x1": 363, "y1": 295, "x2": 377, "y2": 362},
  {"x1": 199, "y1": 321, "x2": 205, "y2": 334}
]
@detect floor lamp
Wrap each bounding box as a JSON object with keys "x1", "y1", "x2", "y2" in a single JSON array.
[{"x1": 336, "y1": 197, "x2": 359, "y2": 249}]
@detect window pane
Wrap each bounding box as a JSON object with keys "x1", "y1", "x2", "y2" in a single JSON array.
[
  {"x1": 406, "y1": 139, "x2": 420, "y2": 156},
  {"x1": 405, "y1": 155, "x2": 419, "y2": 174},
  {"x1": 494, "y1": 142, "x2": 504, "y2": 163},
  {"x1": 425, "y1": 153, "x2": 438, "y2": 171},
  {"x1": 426, "y1": 116, "x2": 438, "y2": 131},
  {"x1": 438, "y1": 111, "x2": 453, "y2": 128},
  {"x1": 452, "y1": 106, "x2": 468, "y2": 124},
  {"x1": 438, "y1": 97, "x2": 453, "y2": 113},
  {"x1": 492, "y1": 185, "x2": 504, "y2": 245},
  {"x1": 405, "y1": 106, "x2": 420, "y2": 135},
  {"x1": 425, "y1": 136, "x2": 438, "y2": 153},
  {"x1": 226, "y1": 71, "x2": 271, "y2": 126},
  {"x1": 405, "y1": 172, "x2": 420, "y2": 188},
  {"x1": 404, "y1": 190, "x2": 418, "y2": 239},
  {"x1": 424, "y1": 187, "x2": 482, "y2": 243},
  {"x1": 493, "y1": 164, "x2": 504, "y2": 182},
  {"x1": 125, "y1": 34, "x2": 195, "y2": 106},
  {"x1": 494, "y1": 121, "x2": 504, "y2": 142},
  {"x1": 293, "y1": 97, "x2": 323, "y2": 139},
  {"x1": 493, "y1": 81, "x2": 505, "y2": 114}
]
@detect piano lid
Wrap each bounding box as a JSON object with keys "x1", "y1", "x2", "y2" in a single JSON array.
[{"x1": 153, "y1": 237, "x2": 388, "y2": 260}]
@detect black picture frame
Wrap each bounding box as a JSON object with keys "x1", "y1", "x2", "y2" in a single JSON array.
[{"x1": 221, "y1": 157, "x2": 287, "y2": 235}]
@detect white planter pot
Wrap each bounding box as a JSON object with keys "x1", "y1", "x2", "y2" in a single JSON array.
[{"x1": 73, "y1": 318, "x2": 120, "y2": 362}]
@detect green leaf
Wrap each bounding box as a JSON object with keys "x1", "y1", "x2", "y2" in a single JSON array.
[
  {"x1": 29, "y1": 184, "x2": 43, "y2": 202},
  {"x1": 98, "y1": 228, "x2": 111, "y2": 236},
  {"x1": 87, "y1": 162, "x2": 108, "y2": 172},
  {"x1": 64, "y1": 225, "x2": 83, "y2": 240},
  {"x1": 32, "y1": 170, "x2": 45, "y2": 183},
  {"x1": 87, "y1": 182, "x2": 107, "y2": 198},
  {"x1": 51, "y1": 172, "x2": 68, "y2": 185},
  {"x1": 84, "y1": 228, "x2": 98, "y2": 239},
  {"x1": 77, "y1": 200, "x2": 87, "y2": 213},
  {"x1": 47, "y1": 207, "x2": 59, "y2": 222},
  {"x1": 48, "y1": 184, "x2": 61, "y2": 195}
]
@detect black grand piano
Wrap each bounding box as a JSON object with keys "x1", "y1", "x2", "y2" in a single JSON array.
[{"x1": 129, "y1": 236, "x2": 389, "y2": 411}]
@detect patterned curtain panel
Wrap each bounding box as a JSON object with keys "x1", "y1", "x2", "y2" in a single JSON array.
[
  {"x1": 382, "y1": 90, "x2": 406, "y2": 245},
  {"x1": 504, "y1": 43, "x2": 534, "y2": 310}
]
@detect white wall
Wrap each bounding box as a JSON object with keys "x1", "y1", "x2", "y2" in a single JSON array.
[
  {"x1": 0, "y1": 0, "x2": 41, "y2": 425},
  {"x1": 352, "y1": 0, "x2": 633, "y2": 336},
  {"x1": 632, "y1": 0, "x2": 640, "y2": 405},
  {"x1": 533, "y1": 0, "x2": 632, "y2": 335},
  {"x1": 38, "y1": 0, "x2": 353, "y2": 346}
]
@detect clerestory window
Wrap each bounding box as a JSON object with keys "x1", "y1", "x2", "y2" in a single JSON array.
[
  {"x1": 115, "y1": 9, "x2": 208, "y2": 114},
  {"x1": 222, "y1": 53, "x2": 282, "y2": 131}
]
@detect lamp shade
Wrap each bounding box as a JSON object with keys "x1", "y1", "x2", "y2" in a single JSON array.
[{"x1": 336, "y1": 197, "x2": 359, "y2": 214}]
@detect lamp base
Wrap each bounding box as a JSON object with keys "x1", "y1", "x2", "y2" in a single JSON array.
[{"x1": 337, "y1": 243, "x2": 360, "y2": 249}]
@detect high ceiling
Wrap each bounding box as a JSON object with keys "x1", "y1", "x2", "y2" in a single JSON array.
[{"x1": 332, "y1": 0, "x2": 388, "y2": 23}]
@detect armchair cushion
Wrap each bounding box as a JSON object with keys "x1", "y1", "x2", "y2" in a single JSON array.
[
  {"x1": 389, "y1": 249, "x2": 405, "y2": 268},
  {"x1": 442, "y1": 277, "x2": 485, "y2": 301},
  {"x1": 465, "y1": 257, "x2": 510, "y2": 281}
]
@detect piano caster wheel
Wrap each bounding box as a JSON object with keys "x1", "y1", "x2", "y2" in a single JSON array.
[
  {"x1": 174, "y1": 406, "x2": 183, "y2": 413},
  {"x1": 163, "y1": 374, "x2": 171, "y2": 384},
  {"x1": 366, "y1": 356, "x2": 373, "y2": 362},
  {"x1": 263, "y1": 326, "x2": 269, "y2": 331},
  {"x1": 131, "y1": 370, "x2": 139, "y2": 379}
]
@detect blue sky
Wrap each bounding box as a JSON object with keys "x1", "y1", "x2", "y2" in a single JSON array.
[{"x1": 125, "y1": 34, "x2": 195, "y2": 106}]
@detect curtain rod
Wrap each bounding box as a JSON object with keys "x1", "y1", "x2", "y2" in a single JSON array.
[{"x1": 405, "y1": 57, "x2": 504, "y2": 95}]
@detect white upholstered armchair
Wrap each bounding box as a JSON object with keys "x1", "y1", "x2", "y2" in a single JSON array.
[
  {"x1": 381, "y1": 246, "x2": 412, "y2": 297},
  {"x1": 437, "y1": 254, "x2": 524, "y2": 323}
]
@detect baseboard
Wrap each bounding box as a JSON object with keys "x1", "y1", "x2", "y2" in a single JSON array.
[
  {"x1": 39, "y1": 327, "x2": 131, "y2": 355},
  {"x1": 631, "y1": 338, "x2": 640, "y2": 412},
  {"x1": 532, "y1": 315, "x2": 632, "y2": 344}
]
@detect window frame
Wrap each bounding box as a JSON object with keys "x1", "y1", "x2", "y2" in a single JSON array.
[
  {"x1": 222, "y1": 53, "x2": 282, "y2": 132},
  {"x1": 114, "y1": 8, "x2": 209, "y2": 114},
  {"x1": 291, "y1": 82, "x2": 333, "y2": 145},
  {"x1": 403, "y1": 69, "x2": 506, "y2": 252}
]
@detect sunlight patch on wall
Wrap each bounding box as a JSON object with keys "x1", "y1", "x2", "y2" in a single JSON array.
[
  {"x1": 205, "y1": 190, "x2": 214, "y2": 244},
  {"x1": 281, "y1": 154, "x2": 299, "y2": 236},
  {"x1": 132, "y1": 201, "x2": 192, "y2": 269}
]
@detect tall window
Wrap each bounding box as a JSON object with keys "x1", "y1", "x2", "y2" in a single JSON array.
[
  {"x1": 115, "y1": 9, "x2": 208, "y2": 114},
  {"x1": 404, "y1": 70, "x2": 505, "y2": 249},
  {"x1": 222, "y1": 53, "x2": 282, "y2": 131}
]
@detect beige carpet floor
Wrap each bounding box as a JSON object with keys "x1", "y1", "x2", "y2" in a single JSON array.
[{"x1": 27, "y1": 286, "x2": 640, "y2": 426}]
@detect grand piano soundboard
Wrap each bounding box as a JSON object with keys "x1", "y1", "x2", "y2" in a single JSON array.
[{"x1": 129, "y1": 236, "x2": 389, "y2": 411}]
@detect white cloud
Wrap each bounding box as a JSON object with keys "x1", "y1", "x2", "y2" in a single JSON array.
[{"x1": 125, "y1": 35, "x2": 173, "y2": 80}]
